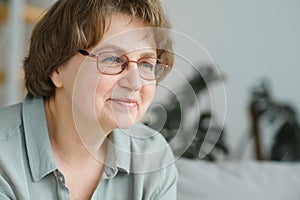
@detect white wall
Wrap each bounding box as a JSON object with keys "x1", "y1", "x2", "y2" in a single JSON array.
[{"x1": 160, "y1": 0, "x2": 300, "y2": 159}]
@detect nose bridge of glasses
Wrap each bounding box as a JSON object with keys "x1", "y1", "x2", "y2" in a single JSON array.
[
  {"x1": 127, "y1": 59, "x2": 139, "y2": 66},
  {"x1": 123, "y1": 60, "x2": 141, "y2": 75},
  {"x1": 121, "y1": 57, "x2": 140, "y2": 69}
]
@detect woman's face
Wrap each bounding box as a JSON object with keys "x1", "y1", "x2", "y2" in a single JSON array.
[{"x1": 54, "y1": 13, "x2": 157, "y2": 133}]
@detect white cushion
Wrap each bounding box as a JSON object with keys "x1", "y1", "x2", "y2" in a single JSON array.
[{"x1": 176, "y1": 158, "x2": 300, "y2": 200}]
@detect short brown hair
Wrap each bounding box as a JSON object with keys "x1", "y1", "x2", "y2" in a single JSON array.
[{"x1": 23, "y1": 0, "x2": 173, "y2": 97}]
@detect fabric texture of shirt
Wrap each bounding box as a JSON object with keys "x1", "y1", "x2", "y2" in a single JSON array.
[{"x1": 0, "y1": 95, "x2": 178, "y2": 200}]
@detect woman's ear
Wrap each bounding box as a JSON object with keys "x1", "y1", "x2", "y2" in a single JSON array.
[{"x1": 50, "y1": 69, "x2": 63, "y2": 88}]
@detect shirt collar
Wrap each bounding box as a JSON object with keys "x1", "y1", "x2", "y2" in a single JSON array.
[
  {"x1": 22, "y1": 95, "x2": 57, "y2": 182},
  {"x1": 104, "y1": 129, "x2": 131, "y2": 177}
]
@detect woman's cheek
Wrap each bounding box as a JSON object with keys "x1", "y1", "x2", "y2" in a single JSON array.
[{"x1": 139, "y1": 85, "x2": 156, "y2": 118}]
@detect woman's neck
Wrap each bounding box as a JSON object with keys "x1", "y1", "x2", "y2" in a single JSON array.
[
  {"x1": 44, "y1": 96, "x2": 108, "y2": 168},
  {"x1": 44, "y1": 96, "x2": 107, "y2": 200}
]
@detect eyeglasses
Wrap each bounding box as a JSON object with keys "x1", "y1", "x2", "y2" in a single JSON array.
[{"x1": 79, "y1": 49, "x2": 169, "y2": 81}]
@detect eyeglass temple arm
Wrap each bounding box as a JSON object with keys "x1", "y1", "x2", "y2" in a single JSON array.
[{"x1": 79, "y1": 50, "x2": 99, "y2": 58}]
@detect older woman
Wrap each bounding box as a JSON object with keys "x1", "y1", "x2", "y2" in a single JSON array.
[{"x1": 0, "y1": 0, "x2": 177, "y2": 199}]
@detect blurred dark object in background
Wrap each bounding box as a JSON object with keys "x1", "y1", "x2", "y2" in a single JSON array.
[
  {"x1": 183, "y1": 112, "x2": 229, "y2": 161},
  {"x1": 144, "y1": 65, "x2": 229, "y2": 161},
  {"x1": 249, "y1": 79, "x2": 300, "y2": 161}
]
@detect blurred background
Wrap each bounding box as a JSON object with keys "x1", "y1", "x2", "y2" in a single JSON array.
[
  {"x1": 160, "y1": 0, "x2": 300, "y2": 161},
  {"x1": 1, "y1": 0, "x2": 300, "y2": 199},
  {"x1": 1, "y1": 0, "x2": 299, "y2": 160}
]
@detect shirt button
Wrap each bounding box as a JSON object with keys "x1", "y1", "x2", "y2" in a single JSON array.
[{"x1": 58, "y1": 175, "x2": 64, "y2": 183}]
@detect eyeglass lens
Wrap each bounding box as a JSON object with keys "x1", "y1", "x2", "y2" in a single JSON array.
[{"x1": 97, "y1": 52, "x2": 166, "y2": 80}]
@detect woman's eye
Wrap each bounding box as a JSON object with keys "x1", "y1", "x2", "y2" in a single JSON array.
[
  {"x1": 139, "y1": 62, "x2": 154, "y2": 70},
  {"x1": 101, "y1": 56, "x2": 119, "y2": 63}
]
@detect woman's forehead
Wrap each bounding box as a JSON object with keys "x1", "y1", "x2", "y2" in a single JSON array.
[
  {"x1": 94, "y1": 30, "x2": 157, "y2": 54},
  {"x1": 96, "y1": 13, "x2": 157, "y2": 51}
]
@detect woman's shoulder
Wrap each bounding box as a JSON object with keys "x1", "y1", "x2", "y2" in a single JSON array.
[
  {"x1": 121, "y1": 122, "x2": 176, "y2": 173},
  {"x1": 125, "y1": 122, "x2": 169, "y2": 150},
  {"x1": 0, "y1": 103, "x2": 23, "y2": 139}
]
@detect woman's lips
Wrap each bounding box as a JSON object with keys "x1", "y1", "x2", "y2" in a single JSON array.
[{"x1": 108, "y1": 98, "x2": 138, "y2": 108}]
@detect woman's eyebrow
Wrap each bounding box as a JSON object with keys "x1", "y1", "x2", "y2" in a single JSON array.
[
  {"x1": 93, "y1": 45, "x2": 126, "y2": 53},
  {"x1": 94, "y1": 45, "x2": 157, "y2": 57},
  {"x1": 140, "y1": 50, "x2": 157, "y2": 58}
]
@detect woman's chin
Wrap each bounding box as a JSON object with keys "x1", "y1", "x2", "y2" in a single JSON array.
[{"x1": 114, "y1": 119, "x2": 136, "y2": 130}]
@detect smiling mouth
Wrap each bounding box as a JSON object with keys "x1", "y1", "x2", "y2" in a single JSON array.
[{"x1": 108, "y1": 98, "x2": 138, "y2": 108}]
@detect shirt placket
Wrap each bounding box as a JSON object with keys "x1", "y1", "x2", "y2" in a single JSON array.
[
  {"x1": 91, "y1": 166, "x2": 117, "y2": 199},
  {"x1": 53, "y1": 170, "x2": 70, "y2": 200}
]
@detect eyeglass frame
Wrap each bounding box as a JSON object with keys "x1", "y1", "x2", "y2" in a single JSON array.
[{"x1": 78, "y1": 49, "x2": 169, "y2": 81}]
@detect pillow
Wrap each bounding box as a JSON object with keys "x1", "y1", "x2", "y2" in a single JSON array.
[{"x1": 176, "y1": 158, "x2": 300, "y2": 200}]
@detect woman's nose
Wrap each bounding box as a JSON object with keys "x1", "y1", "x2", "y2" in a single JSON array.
[{"x1": 118, "y1": 62, "x2": 143, "y2": 91}]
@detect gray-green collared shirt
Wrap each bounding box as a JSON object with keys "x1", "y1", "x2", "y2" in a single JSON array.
[{"x1": 0, "y1": 96, "x2": 177, "y2": 200}]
